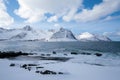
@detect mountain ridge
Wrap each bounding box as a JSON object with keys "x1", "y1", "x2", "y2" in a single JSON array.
[
  {"x1": 0, "y1": 25, "x2": 112, "y2": 41},
  {"x1": 77, "y1": 32, "x2": 111, "y2": 41}
]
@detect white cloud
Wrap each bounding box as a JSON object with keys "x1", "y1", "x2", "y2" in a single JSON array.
[
  {"x1": 116, "y1": 32, "x2": 120, "y2": 36},
  {"x1": 103, "y1": 32, "x2": 113, "y2": 36},
  {"x1": 53, "y1": 23, "x2": 61, "y2": 29},
  {"x1": 74, "y1": 0, "x2": 120, "y2": 22},
  {"x1": 15, "y1": 0, "x2": 83, "y2": 23},
  {"x1": 14, "y1": 0, "x2": 120, "y2": 23},
  {"x1": 103, "y1": 31, "x2": 120, "y2": 36},
  {"x1": 103, "y1": 15, "x2": 120, "y2": 21},
  {"x1": 47, "y1": 15, "x2": 58, "y2": 22},
  {"x1": 63, "y1": 8, "x2": 78, "y2": 22},
  {"x1": 0, "y1": 0, "x2": 14, "y2": 27},
  {"x1": 54, "y1": 23, "x2": 60, "y2": 27},
  {"x1": 104, "y1": 16, "x2": 113, "y2": 21}
]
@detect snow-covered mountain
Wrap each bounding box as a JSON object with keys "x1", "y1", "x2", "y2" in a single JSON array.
[
  {"x1": 50, "y1": 28, "x2": 76, "y2": 41},
  {"x1": 77, "y1": 32, "x2": 111, "y2": 41},
  {"x1": 0, "y1": 26, "x2": 112, "y2": 41},
  {"x1": 0, "y1": 25, "x2": 54, "y2": 41}
]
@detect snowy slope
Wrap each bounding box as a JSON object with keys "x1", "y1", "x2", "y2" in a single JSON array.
[
  {"x1": 77, "y1": 32, "x2": 98, "y2": 41},
  {"x1": 77, "y1": 32, "x2": 111, "y2": 41},
  {"x1": 0, "y1": 25, "x2": 54, "y2": 41},
  {"x1": 1, "y1": 52, "x2": 120, "y2": 80},
  {"x1": 96, "y1": 35, "x2": 111, "y2": 41},
  {"x1": 50, "y1": 28, "x2": 76, "y2": 41},
  {"x1": 0, "y1": 28, "x2": 22, "y2": 40}
]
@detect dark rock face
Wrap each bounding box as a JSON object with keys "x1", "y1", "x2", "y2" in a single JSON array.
[
  {"x1": 51, "y1": 28, "x2": 76, "y2": 40},
  {"x1": 23, "y1": 25, "x2": 32, "y2": 31}
]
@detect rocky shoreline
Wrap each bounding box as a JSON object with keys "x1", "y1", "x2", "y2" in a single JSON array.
[{"x1": 0, "y1": 51, "x2": 33, "y2": 58}]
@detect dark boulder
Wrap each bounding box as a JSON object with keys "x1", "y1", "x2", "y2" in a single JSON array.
[
  {"x1": 52, "y1": 51, "x2": 56, "y2": 54},
  {"x1": 41, "y1": 54, "x2": 45, "y2": 56},
  {"x1": 46, "y1": 54, "x2": 51, "y2": 56},
  {"x1": 35, "y1": 71, "x2": 40, "y2": 73},
  {"x1": 36, "y1": 67, "x2": 44, "y2": 69},
  {"x1": 71, "y1": 52, "x2": 78, "y2": 55},
  {"x1": 64, "y1": 54, "x2": 68, "y2": 56},
  {"x1": 58, "y1": 72, "x2": 63, "y2": 74},
  {"x1": 10, "y1": 63, "x2": 15, "y2": 67},
  {"x1": 94, "y1": 53, "x2": 102, "y2": 57},
  {"x1": 40, "y1": 70, "x2": 57, "y2": 75},
  {"x1": 80, "y1": 52, "x2": 91, "y2": 55},
  {"x1": 21, "y1": 64, "x2": 27, "y2": 68},
  {"x1": 28, "y1": 64, "x2": 37, "y2": 66},
  {"x1": 27, "y1": 67, "x2": 31, "y2": 71}
]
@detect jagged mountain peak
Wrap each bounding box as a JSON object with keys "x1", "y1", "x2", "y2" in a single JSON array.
[
  {"x1": 23, "y1": 25, "x2": 32, "y2": 31},
  {"x1": 59, "y1": 27, "x2": 65, "y2": 31},
  {"x1": 50, "y1": 27, "x2": 76, "y2": 41}
]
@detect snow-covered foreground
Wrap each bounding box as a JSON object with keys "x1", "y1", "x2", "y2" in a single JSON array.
[{"x1": 1, "y1": 53, "x2": 120, "y2": 80}]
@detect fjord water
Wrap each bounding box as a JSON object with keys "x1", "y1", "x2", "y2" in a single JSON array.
[{"x1": 0, "y1": 41, "x2": 120, "y2": 54}]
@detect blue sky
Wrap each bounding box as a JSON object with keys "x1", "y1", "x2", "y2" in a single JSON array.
[{"x1": 0, "y1": 0, "x2": 120, "y2": 40}]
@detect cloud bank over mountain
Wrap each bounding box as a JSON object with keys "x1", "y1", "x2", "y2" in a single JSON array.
[
  {"x1": 0, "y1": 0, "x2": 120, "y2": 25},
  {"x1": 14, "y1": 0, "x2": 120, "y2": 23},
  {"x1": 14, "y1": 0, "x2": 83, "y2": 23}
]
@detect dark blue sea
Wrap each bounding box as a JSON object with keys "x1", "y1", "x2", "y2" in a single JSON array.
[{"x1": 0, "y1": 41, "x2": 120, "y2": 53}]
